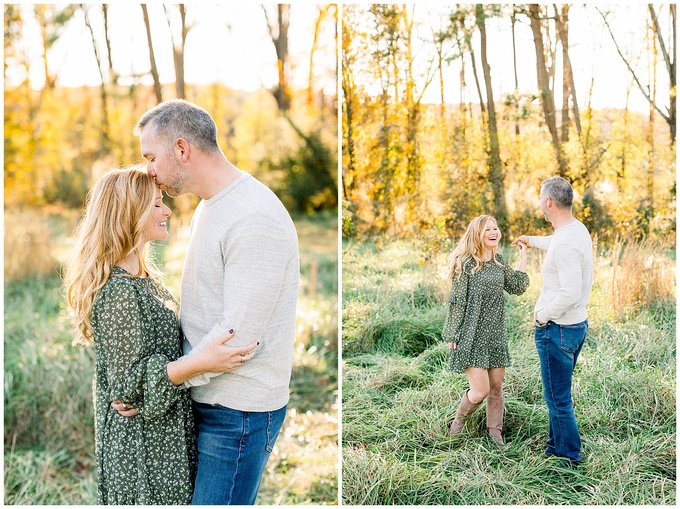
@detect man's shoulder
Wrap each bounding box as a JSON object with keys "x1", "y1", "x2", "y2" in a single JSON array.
[
  {"x1": 214, "y1": 174, "x2": 289, "y2": 215},
  {"x1": 556, "y1": 220, "x2": 592, "y2": 242},
  {"x1": 569, "y1": 220, "x2": 593, "y2": 245},
  {"x1": 551, "y1": 221, "x2": 592, "y2": 261}
]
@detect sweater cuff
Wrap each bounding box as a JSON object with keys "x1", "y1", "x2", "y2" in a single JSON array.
[{"x1": 536, "y1": 308, "x2": 550, "y2": 324}]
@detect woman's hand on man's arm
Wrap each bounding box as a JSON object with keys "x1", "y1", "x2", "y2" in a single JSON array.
[{"x1": 165, "y1": 329, "x2": 259, "y2": 386}]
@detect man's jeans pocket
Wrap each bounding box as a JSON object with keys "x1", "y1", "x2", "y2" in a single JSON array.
[
  {"x1": 559, "y1": 322, "x2": 588, "y2": 353},
  {"x1": 534, "y1": 324, "x2": 549, "y2": 342}
]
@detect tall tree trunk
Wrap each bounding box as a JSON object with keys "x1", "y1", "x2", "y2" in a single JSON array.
[
  {"x1": 432, "y1": 19, "x2": 446, "y2": 121},
  {"x1": 163, "y1": 4, "x2": 189, "y2": 99},
  {"x1": 511, "y1": 8, "x2": 520, "y2": 138},
  {"x1": 403, "y1": 6, "x2": 436, "y2": 223},
  {"x1": 82, "y1": 5, "x2": 111, "y2": 152},
  {"x1": 559, "y1": 6, "x2": 569, "y2": 143},
  {"x1": 404, "y1": 7, "x2": 419, "y2": 201},
  {"x1": 341, "y1": 17, "x2": 356, "y2": 201},
  {"x1": 618, "y1": 78, "x2": 633, "y2": 190},
  {"x1": 341, "y1": 84, "x2": 354, "y2": 201},
  {"x1": 102, "y1": 4, "x2": 117, "y2": 85},
  {"x1": 31, "y1": 5, "x2": 76, "y2": 130},
  {"x1": 459, "y1": 66, "x2": 467, "y2": 141},
  {"x1": 555, "y1": 4, "x2": 582, "y2": 137},
  {"x1": 468, "y1": 43, "x2": 486, "y2": 119},
  {"x1": 528, "y1": 4, "x2": 567, "y2": 176},
  {"x1": 670, "y1": 5, "x2": 676, "y2": 143},
  {"x1": 34, "y1": 6, "x2": 55, "y2": 90},
  {"x1": 379, "y1": 89, "x2": 394, "y2": 234},
  {"x1": 476, "y1": 4, "x2": 506, "y2": 225},
  {"x1": 648, "y1": 4, "x2": 675, "y2": 144},
  {"x1": 264, "y1": 5, "x2": 291, "y2": 112},
  {"x1": 646, "y1": 17, "x2": 657, "y2": 229},
  {"x1": 141, "y1": 4, "x2": 163, "y2": 103},
  {"x1": 172, "y1": 5, "x2": 188, "y2": 99},
  {"x1": 307, "y1": 5, "x2": 330, "y2": 108},
  {"x1": 332, "y1": 4, "x2": 338, "y2": 115}
]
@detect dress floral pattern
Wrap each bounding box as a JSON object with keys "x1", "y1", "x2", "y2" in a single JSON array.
[
  {"x1": 91, "y1": 266, "x2": 197, "y2": 505},
  {"x1": 442, "y1": 254, "x2": 529, "y2": 373}
]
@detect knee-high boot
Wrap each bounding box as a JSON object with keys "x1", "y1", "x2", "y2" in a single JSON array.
[
  {"x1": 448, "y1": 390, "x2": 483, "y2": 436},
  {"x1": 486, "y1": 395, "x2": 505, "y2": 445}
]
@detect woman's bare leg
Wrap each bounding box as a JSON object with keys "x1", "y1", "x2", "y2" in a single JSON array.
[
  {"x1": 487, "y1": 367, "x2": 505, "y2": 397},
  {"x1": 464, "y1": 367, "x2": 491, "y2": 404}
]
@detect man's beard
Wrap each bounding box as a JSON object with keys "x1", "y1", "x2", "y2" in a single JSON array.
[{"x1": 163, "y1": 157, "x2": 189, "y2": 197}]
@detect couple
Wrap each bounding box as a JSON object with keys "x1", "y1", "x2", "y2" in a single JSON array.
[
  {"x1": 443, "y1": 177, "x2": 593, "y2": 466},
  {"x1": 64, "y1": 100, "x2": 300, "y2": 504}
]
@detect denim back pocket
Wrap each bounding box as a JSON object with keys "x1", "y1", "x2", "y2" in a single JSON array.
[{"x1": 559, "y1": 322, "x2": 588, "y2": 353}]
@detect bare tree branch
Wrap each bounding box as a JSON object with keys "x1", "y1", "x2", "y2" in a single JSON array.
[
  {"x1": 597, "y1": 6, "x2": 670, "y2": 122},
  {"x1": 648, "y1": 5, "x2": 672, "y2": 73}
]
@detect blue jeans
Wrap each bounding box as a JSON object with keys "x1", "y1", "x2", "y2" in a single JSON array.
[
  {"x1": 534, "y1": 320, "x2": 588, "y2": 463},
  {"x1": 191, "y1": 401, "x2": 287, "y2": 505}
]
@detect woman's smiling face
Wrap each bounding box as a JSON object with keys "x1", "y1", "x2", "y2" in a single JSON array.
[
  {"x1": 142, "y1": 188, "x2": 171, "y2": 242},
  {"x1": 482, "y1": 218, "x2": 500, "y2": 250}
]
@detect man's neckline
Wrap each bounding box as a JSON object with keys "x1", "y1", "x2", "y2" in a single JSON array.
[
  {"x1": 204, "y1": 171, "x2": 249, "y2": 204},
  {"x1": 554, "y1": 218, "x2": 577, "y2": 231}
]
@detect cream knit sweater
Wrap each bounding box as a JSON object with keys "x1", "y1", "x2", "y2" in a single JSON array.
[
  {"x1": 179, "y1": 171, "x2": 299, "y2": 412},
  {"x1": 528, "y1": 219, "x2": 593, "y2": 325}
]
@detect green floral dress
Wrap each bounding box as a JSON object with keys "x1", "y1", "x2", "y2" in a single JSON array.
[
  {"x1": 91, "y1": 267, "x2": 197, "y2": 505},
  {"x1": 442, "y1": 254, "x2": 529, "y2": 373}
]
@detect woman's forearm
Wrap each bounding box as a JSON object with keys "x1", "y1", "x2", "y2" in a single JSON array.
[
  {"x1": 518, "y1": 256, "x2": 527, "y2": 273},
  {"x1": 166, "y1": 356, "x2": 206, "y2": 386}
]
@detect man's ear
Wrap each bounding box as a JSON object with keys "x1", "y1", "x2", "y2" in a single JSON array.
[{"x1": 176, "y1": 138, "x2": 190, "y2": 162}]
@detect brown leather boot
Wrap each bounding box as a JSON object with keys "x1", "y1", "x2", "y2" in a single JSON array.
[
  {"x1": 486, "y1": 395, "x2": 505, "y2": 445},
  {"x1": 448, "y1": 390, "x2": 483, "y2": 436}
]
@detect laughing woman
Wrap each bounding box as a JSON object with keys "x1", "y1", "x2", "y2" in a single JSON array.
[
  {"x1": 64, "y1": 167, "x2": 258, "y2": 504},
  {"x1": 442, "y1": 215, "x2": 529, "y2": 445}
]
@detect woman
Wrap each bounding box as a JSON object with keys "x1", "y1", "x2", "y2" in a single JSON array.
[
  {"x1": 442, "y1": 215, "x2": 528, "y2": 445},
  {"x1": 64, "y1": 167, "x2": 257, "y2": 504}
]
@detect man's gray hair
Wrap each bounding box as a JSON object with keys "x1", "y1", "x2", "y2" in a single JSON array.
[
  {"x1": 134, "y1": 99, "x2": 219, "y2": 154},
  {"x1": 541, "y1": 176, "x2": 573, "y2": 209}
]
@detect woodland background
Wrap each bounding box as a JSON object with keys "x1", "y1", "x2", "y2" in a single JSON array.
[
  {"x1": 342, "y1": 4, "x2": 675, "y2": 248},
  {"x1": 342, "y1": 4, "x2": 675, "y2": 505},
  {"x1": 4, "y1": 4, "x2": 338, "y2": 504}
]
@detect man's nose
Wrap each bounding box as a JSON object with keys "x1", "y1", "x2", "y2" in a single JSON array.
[{"x1": 146, "y1": 162, "x2": 156, "y2": 176}]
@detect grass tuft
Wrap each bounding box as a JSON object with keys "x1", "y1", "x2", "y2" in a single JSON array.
[{"x1": 342, "y1": 238, "x2": 675, "y2": 505}]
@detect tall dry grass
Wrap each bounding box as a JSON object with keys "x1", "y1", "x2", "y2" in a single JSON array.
[
  {"x1": 603, "y1": 240, "x2": 675, "y2": 311},
  {"x1": 4, "y1": 210, "x2": 58, "y2": 282}
]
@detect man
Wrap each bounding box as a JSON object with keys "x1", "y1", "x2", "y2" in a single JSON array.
[
  {"x1": 513, "y1": 176, "x2": 593, "y2": 466},
  {"x1": 117, "y1": 99, "x2": 299, "y2": 504}
]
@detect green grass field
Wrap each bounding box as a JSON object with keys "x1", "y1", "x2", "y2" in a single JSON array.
[
  {"x1": 342, "y1": 239, "x2": 676, "y2": 505},
  {"x1": 4, "y1": 209, "x2": 338, "y2": 505}
]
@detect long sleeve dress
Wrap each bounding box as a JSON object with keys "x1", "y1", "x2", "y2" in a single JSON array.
[
  {"x1": 442, "y1": 254, "x2": 529, "y2": 373},
  {"x1": 91, "y1": 267, "x2": 197, "y2": 505}
]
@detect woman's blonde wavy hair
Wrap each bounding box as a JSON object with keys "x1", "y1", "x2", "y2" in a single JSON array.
[
  {"x1": 446, "y1": 215, "x2": 502, "y2": 283},
  {"x1": 64, "y1": 166, "x2": 163, "y2": 345}
]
